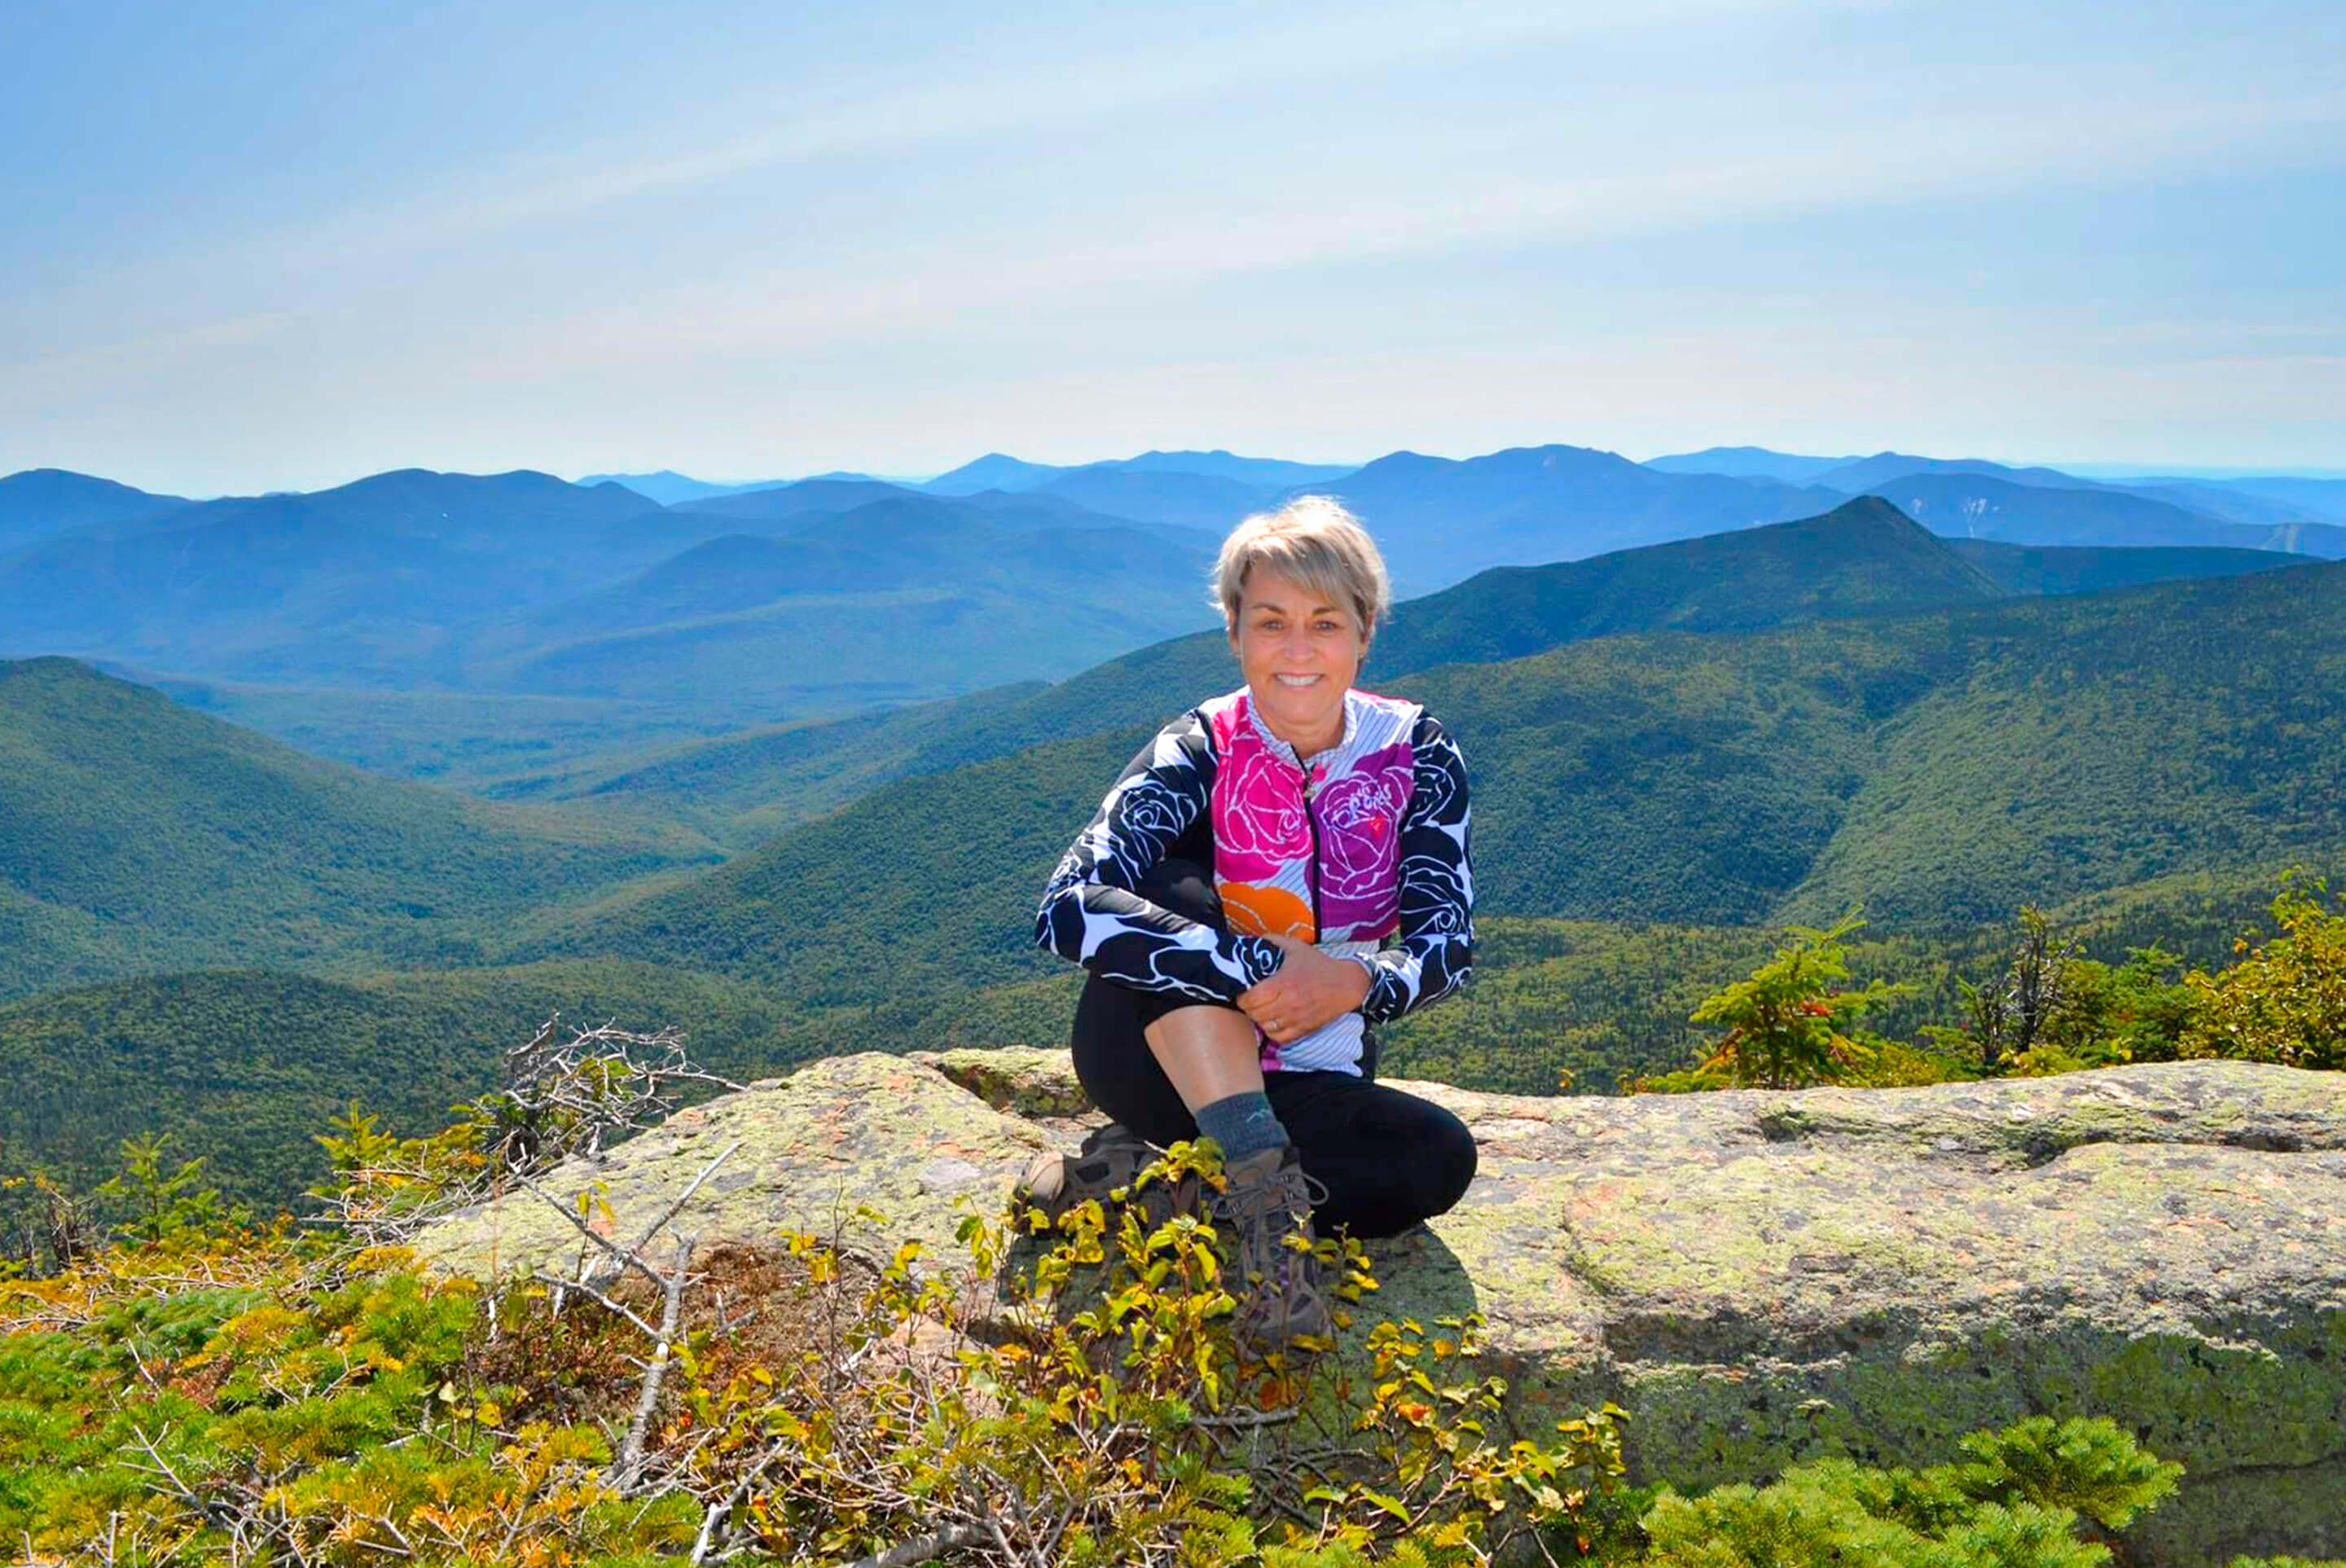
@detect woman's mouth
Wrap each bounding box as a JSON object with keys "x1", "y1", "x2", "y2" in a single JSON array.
[{"x1": 1274, "y1": 673, "x2": 1321, "y2": 687}]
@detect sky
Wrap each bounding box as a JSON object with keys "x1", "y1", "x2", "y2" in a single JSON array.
[{"x1": 2, "y1": 0, "x2": 2340, "y2": 496}]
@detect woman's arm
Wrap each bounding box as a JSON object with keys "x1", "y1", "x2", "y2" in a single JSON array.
[
  {"x1": 1348, "y1": 711, "x2": 1474, "y2": 1023},
  {"x1": 1034, "y1": 711, "x2": 1285, "y2": 1003}
]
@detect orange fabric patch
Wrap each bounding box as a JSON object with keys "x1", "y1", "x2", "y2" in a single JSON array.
[{"x1": 1218, "y1": 881, "x2": 1316, "y2": 941}]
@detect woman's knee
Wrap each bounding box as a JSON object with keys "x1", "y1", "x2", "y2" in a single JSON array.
[
  {"x1": 1282, "y1": 1084, "x2": 1478, "y2": 1237},
  {"x1": 1418, "y1": 1105, "x2": 1478, "y2": 1219},
  {"x1": 1377, "y1": 1098, "x2": 1478, "y2": 1227}
]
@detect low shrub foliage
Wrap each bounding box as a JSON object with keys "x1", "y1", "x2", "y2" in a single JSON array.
[{"x1": 3, "y1": 1012, "x2": 2330, "y2": 1565}]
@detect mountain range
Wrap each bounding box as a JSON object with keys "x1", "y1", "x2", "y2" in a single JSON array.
[
  {"x1": 6, "y1": 441, "x2": 2344, "y2": 790},
  {"x1": 17, "y1": 494, "x2": 2331, "y2": 1004},
  {"x1": 0, "y1": 468, "x2": 1224, "y2": 718},
  {"x1": 511, "y1": 536, "x2": 2346, "y2": 1019},
  {"x1": 10, "y1": 488, "x2": 2346, "y2": 1201}
]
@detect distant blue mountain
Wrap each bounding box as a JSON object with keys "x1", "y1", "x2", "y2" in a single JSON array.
[
  {"x1": 1291, "y1": 443, "x2": 1848, "y2": 594},
  {"x1": 0, "y1": 469, "x2": 670, "y2": 683},
  {"x1": 2119, "y1": 480, "x2": 2324, "y2": 529},
  {"x1": 1642, "y1": 446, "x2": 1860, "y2": 483},
  {"x1": 660, "y1": 483, "x2": 1184, "y2": 545},
  {"x1": 923, "y1": 448, "x2": 1355, "y2": 502},
  {"x1": 0, "y1": 463, "x2": 1232, "y2": 717},
  {"x1": 0, "y1": 468, "x2": 191, "y2": 554},
  {"x1": 579, "y1": 470, "x2": 798, "y2": 505},
  {"x1": 2220, "y1": 477, "x2": 2346, "y2": 525},
  {"x1": 669, "y1": 477, "x2": 921, "y2": 522},
  {"x1": 1812, "y1": 452, "x2": 2107, "y2": 493},
  {"x1": 1034, "y1": 467, "x2": 1275, "y2": 531},
  {"x1": 921, "y1": 454, "x2": 1066, "y2": 494},
  {"x1": 1865, "y1": 472, "x2": 2346, "y2": 557},
  {"x1": 1110, "y1": 449, "x2": 1355, "y2": 487}
]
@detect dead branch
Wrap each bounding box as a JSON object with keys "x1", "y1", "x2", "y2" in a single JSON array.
[{"x1": 839, "y1": 1519, "x2": 992, "y2": 1568}]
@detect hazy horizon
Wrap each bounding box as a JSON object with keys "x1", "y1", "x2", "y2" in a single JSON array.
[
  {"x1": 16, "y1": 444, "x2": 2346, "y2": 507},
  {"x1": 6, "y1": 0, "x2": 2339, "y2": 496}
]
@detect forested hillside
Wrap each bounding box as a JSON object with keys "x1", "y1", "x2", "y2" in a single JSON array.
[
  {"x1": 1946, "y1": 538, "x2": 2298, "y2": 596},
  {"x1": 11, "y1": 498, "x2": 2346, "y2": 1214},
  {"x1": 525, "y1": 556, "x2": 2346, "y2": 1005},
  {"x1": 0, "y1": 960, "x2": 812, "y2": 1205},
  {"x1": 0, "y1": 658, "x2": 718, "y2": 999},
  {"x1": 536, "y1": 498, "x2": 2010, "y2": 837},
  {"x1": 1363, "y1": 496, "x2": 2001, "y2": 670}
]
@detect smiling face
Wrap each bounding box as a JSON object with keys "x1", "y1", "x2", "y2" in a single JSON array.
[{"x1": 1228, "y1": 565, "x2": 1368, "y2": 758}]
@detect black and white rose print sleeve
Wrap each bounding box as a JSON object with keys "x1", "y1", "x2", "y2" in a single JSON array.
[
  {"x1": 1034, "y1": 711, "x2": 1285, "y2": 1004},
  {"x1": 1354, "y1": 711, "x2": 1475, "y2": 1024}
]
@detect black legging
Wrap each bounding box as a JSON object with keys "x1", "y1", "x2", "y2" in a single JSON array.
[{"x1": 1069, "y1": 859, "x2": 1478, "y2": 1241}]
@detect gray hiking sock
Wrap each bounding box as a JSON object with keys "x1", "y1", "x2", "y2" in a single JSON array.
[{"x1": 1195, "y1": 1090, "x2": 1289, "y2": 1169}]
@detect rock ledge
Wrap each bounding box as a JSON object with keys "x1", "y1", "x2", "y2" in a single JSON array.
[{"x1": 414, "y1": 1050, "x2": 2346, "y2": 1564}]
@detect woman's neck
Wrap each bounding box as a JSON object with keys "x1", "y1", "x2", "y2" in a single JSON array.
[{"x1": 1257, "y1": 699, "x2": 1346, "y2": 761}]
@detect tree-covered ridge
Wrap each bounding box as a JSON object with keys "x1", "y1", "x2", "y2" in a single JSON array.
[
  {"x1": 0, "y1": 658, "x2": 721, "y2": 1002},
  {"x1": 513, "y1": 497, "x2": 2027, "y2": 840},
  {"x1": 0, "y1": 960, "x2": 825, "y2": 1208},
  {"x1": 1364, "y1": 497, "x2": 2003, "y2": 672},
  {"x1": 522, "y1": 554, "x2": 2346, "y2": 1016},
  {"x1": 1412, "y1": 555, "x2": 2346, "y2": 926},
  {"x1": 1945, "y1": 538, "x2": 2300, "y2": 597},
  {"x1": 9, "y1": 865, "x2": 2335, "y2": 1223}
]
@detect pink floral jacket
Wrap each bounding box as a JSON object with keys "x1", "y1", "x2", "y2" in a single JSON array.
[{"x1": 1035, "y1": 687, "x2": 1474, "y2": 1076}]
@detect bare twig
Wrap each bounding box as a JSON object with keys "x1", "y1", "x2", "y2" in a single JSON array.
[
  {"x1": 609, "y1": 1230, "x2": 697, "y2": 1494},
  {"x1": 690, "y1": 1437, "x2": 794, "y2": 1565},
  {"x1": 838, "y1": 1519, "x2": 991, "y2": 1568}
]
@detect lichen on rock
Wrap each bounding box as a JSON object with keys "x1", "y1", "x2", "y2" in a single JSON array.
[{"x1": 412, "y1": 1048, "x2": 2346, "y2": 1566}]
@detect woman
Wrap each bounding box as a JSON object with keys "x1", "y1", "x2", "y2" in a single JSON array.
[{"x1": 1026, "y1": 495, "x2": 1478, "y2": 1352}]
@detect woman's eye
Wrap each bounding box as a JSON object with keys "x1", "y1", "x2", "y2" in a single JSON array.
[{"x1": 1315, "y1": 621, "x2": 1339, "y2": 632}]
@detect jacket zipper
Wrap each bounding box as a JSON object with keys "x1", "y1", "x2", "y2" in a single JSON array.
[{"x1": 1300, "y1": 766, "x2": 1324, "y2": 938}]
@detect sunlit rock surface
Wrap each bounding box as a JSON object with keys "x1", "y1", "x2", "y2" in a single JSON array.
[{"x1": 415, "y1": 1048, "x2": 2346, "y2": 1564}]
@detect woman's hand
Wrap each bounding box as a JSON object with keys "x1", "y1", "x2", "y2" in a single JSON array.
[{"x1": 1237, "y1": 935, "x2": 1373, "y2": 1043}]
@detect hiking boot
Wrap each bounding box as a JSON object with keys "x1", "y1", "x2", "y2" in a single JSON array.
[
  {"x1": 1210, "y1": 1144, "x2": 1333, "y2": 1355},
  {"x1": 1012, "y1": 1122, "x2": 1162, "y2": 1228}
]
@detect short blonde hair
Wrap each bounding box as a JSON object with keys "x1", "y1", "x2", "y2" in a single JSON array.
[{"x1": 1210, "y1": 495, "x2": 1391, "y2": 643}]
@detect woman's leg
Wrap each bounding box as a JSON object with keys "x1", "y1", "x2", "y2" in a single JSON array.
[
  {"x1": 1065, "y1": 861, "x2": 1478, "y2": 1237},
  {"x1": 1263, "y1": 1071, "x2": 1478, "y2": 1240},
  {"x1": 1143, "y1": 1005, "x2": 1265, "y2": 1110},
  {"x1": 1069, "y1": 859, "x2": 1261, "y2": 1147}
]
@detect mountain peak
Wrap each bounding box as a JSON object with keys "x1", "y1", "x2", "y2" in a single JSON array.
[
  {"x1": 1821, "y1": 494, "x2": 1922, "y2": 527},
  {"x1": 922, "y1": 453, "x2": 1067, "y2": 496}
]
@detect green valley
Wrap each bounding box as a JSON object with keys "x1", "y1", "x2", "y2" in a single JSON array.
[
  {"x1": 524, "y1": 554, "x2": 2346, "y2": 1011},
  {"x1": 0, "y1": 658, "x2": 720, "y2": 1000},
  {"x1": 8, "y1": 497, "x2": 2346, "y2": 1213}
]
